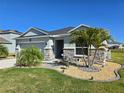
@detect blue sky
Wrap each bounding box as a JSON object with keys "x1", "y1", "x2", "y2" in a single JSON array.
[{"x1": 0, "y1": 0, "x2": 124, "y2": 42}]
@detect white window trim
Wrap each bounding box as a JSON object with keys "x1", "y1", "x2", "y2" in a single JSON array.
[{"x1": 74, "y1": 44, "x2": 88, "y2": 57}]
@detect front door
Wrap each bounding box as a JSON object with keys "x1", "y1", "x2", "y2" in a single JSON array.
[{"x1": 55, "y1": 40, "x2": 64, "y2": 58}]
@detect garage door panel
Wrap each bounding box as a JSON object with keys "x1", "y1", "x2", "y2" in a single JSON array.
[{"x1": 20, "y1": 43, "x2": 45, "y2": 53}]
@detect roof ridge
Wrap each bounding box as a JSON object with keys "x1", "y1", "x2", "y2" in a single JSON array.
[{"x1": 0, "y1": 30, "x2": 22, "y2": 35}]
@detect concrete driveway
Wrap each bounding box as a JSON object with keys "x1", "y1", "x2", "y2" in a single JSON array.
[{"x1": 0, "y1": 58, "x2": 16, "y2": 69}]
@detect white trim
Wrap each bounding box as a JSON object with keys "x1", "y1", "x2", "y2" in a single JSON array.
[
  {"x1": 15, "y1": 34, "x2": 69, "y2": 40},
  {"x1": 32, "y1": 27, "x2": 48, "y2": 34},
  {"x1": 18, "y1": 41, "x2": 45, "y2": 44},
  {"x1": 44, "y1": 47, "x2": 52, "y2": 49},
  {"x1": 52, "y1": 34, "x2": 69, "y2": 37},
  {"x1": 68, "y1": 24, "x2": 90, "y2": 33},
  {"x1": 74, "y1": 43, "x2": 88, "y2": 56},
  {"x1": 63, "y1": 47, "x2": 75, "y2": 49},
  {"x1": 15, "y1": 35, "x2": 51, "y2": 39},
  {"x1": 20, "y1": 27, "x2": 48, "y2": 37}
]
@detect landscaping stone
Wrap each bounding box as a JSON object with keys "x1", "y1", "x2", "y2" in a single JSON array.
[
  {"x1": 80, "y1": 66, "x2": 101, "y2": 72},
  {"x1": 41, "y1": 62, "x2": 121, "y2": 82}
]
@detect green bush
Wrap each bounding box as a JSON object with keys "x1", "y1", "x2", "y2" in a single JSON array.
[
  {"x1": 0, "y1": 44, "x2": 9, "y2": 58},
  {"x1": 16, "y1": 46, "x2": 44, "y2": 67}
]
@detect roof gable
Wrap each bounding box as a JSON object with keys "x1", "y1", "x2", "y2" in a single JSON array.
[
  {"x1": 68, "y1": 24, "x2": 90, "y2": 33},
  {"x1": 20, "y1": 27, "x2": 49, "y2": 37}
]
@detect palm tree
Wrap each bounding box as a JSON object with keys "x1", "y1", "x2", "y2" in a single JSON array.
[{"x1": 70, "y1": 27, "x2": 112, "y2": 67}]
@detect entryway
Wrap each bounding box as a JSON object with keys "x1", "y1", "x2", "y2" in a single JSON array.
[{"x1": 55, "y1": 40, "x2": 64, "y2": 58}]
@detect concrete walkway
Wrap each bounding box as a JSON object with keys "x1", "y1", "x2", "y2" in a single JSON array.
[{"x1": 0, "y1": 58, "x2": 16, "y2": 69}]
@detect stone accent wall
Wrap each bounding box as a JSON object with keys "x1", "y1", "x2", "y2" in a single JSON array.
[
  {"x1": 44, "y1": 49, "x2": 55, "y2": 61},
  {"x1": 63, "y1": 49, "x2": 82, "y2": 63},
  {"x1": 63, "y1": 48, "x2": 111, "y2": 63},
  {"x1": 63, "y1": 49, "x2": 75, "y2": 62},
  {"x1": 90, "y1": 49, "x2": 105, "y2": 62},
  {"x1": 89, "y1": 49, "x2": 111, "y2": 62}
]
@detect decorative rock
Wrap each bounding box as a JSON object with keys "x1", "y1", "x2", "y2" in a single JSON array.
[{"x1": 80, "y1": 66, "x2": 101, "y2": 72}]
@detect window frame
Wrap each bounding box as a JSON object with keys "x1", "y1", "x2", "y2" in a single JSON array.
[{"x1": 74, "y1": 43, "x2": 88, "y2": 57}]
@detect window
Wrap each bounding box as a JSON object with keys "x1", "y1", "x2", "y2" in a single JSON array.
[
  {"x1": 75, "y1": 43, "x2": 88, "y2": 55},
  {"x1": 29, "y1": 38, "x2": 32, "y2": 42}
]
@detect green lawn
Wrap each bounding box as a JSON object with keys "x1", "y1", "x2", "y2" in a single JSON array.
[
  {"x1": 0, "y1": 52, "x2": 124, "y2": 93},
  {"x1": 112, "y1": 52, "x2": 124, "y2": 64}
]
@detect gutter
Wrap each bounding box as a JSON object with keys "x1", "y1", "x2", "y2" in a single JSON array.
[{"x1": 14, "y1": 34, "x2": 70, "y2": 40}]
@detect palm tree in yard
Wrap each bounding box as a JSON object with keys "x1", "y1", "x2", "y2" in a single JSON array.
[{"x1": 70, "y1": 27, "x2": 112, "y2": 67}]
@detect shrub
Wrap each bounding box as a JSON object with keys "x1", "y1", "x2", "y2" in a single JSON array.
[
  {"x1": 0, "y1": 44, "x2": 9, "y2": 58},
  {"x1": 16, "y1": 46, "x2": 44, "y2": 67}
]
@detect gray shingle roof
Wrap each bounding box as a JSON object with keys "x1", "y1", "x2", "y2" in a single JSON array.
[
  {"x1": 0, "y1": 30, "x2": 22, "y2": 35},
  {"x1": 49, "y1": 27, "x2": 75, "y2": 35}
]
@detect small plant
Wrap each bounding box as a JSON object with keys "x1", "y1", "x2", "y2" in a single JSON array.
[
  {"x1": 16, "y1": 46, "x2": 44, "y2": 67},
  {"x1": 0, "y1": 44, "x2": 9, "y2": 58}
]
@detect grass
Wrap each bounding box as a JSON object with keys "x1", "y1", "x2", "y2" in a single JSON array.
[
  {"x1": 0, "y1": 52, "x2": 124, "y2": 93},
  {"x1": 112, "y1": 51, "x2": 124, "y2": 64}
]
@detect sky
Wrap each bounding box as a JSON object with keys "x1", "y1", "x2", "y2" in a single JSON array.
[{"x1": 0, "y1": 0, "x2": 124, "y2": 42}]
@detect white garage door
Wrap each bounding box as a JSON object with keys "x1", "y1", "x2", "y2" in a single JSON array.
[{"x1": 20, "y1": 42, "x2": 45, "y2": 53}]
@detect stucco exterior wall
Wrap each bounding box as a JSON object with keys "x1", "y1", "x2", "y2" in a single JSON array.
[
  {"x1": 16, "y1": 37, "x2": 55, "y2": 61},
  {"x1": 64, "y1": 36, "x2": 75, "y2": 49},
  {"x1": 0, "y1": 33, "x2": 20, "y2": 54},
  {"x1": 16, "y1": 35, "x2": 111, "y2": 63}
]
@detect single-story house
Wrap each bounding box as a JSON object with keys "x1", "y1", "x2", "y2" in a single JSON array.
[
  {"x1": 0, "y1": 30, "x2": 22, "y2": 54},
  {"x1": 16, "y1": 24, "x2": 111, "y2": 63},
  {"x1": 108, "y1": 41, "x2": 124, "y2": 49}
]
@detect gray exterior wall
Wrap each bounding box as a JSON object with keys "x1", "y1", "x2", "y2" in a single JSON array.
[
  {"x1": 64, "y1": 36, "x2": 75, "y2": 49},
  {"x1": 16, "y1": 37, "x2": 55, "y2": 61},
  {"x1": 16, "y1": 37, "x2": 49, "y2": 51},
  {"x1": 0, "y1": 33, "x2": 20, "y2": 54},
  {"x1": 16, "y1": 35, "x2": 111, "y2": 62}
]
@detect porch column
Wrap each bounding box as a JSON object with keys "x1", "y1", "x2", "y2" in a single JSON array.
[
  {"x1": 44, "y1": 39, "x2": 55, "y2": 61},
  {"x1": 15, "y1": 44, "x2": 21, "y2": 59},
  {"x1": 103, "y1": 47, "x2": 108, "y2": 66}
]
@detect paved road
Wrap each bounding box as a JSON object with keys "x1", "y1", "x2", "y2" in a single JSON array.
[{"x1": 0, "y1": 58, "x2": 16, "y2": 69}]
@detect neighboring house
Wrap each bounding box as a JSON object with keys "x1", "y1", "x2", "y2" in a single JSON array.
[
  {"x1": 16, "y1": 24, "x2": 110, "y2": 62},
  {"x1": 0, "y1": 37, "x2": 11, "y2": 44},
  {"x1": 108, "y1": 41, "x2": 124, "y2": 49},
  {"x1": 0, "y1": 30, "x2": 22, "y2": 54}
]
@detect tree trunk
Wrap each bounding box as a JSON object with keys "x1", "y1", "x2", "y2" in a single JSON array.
[
  {"x1": 91, "y1": 48, "x2": 98, "y2": 65},
  {"x1": 81, "y1": 47, "x2": 88, "y2": 67},
  {"x1": 87, "y1": 45, "x2": 90, "y2": 67}
]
